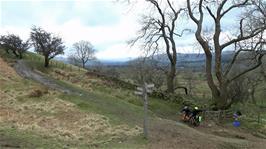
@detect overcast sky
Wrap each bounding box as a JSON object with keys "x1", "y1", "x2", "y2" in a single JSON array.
[
  {"x1": 0, "y1": 0, "x2": 148, "y2": 61},
  {"x1": 0, "y1": 0, "x2": 240, "y2": 61}
]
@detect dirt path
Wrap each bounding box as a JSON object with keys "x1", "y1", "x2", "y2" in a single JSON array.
[
  {"x1": 148, "y1": 118, "x2": 266, "y2": 149},
  {"x1": 14, "y1": 60, "x2": 76, "y2": 94}
]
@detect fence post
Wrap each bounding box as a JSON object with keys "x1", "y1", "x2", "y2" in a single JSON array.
[
  {"x1": 218, "y1": 110, "x2": 221, "y2": 123},
  {"x1": 258, "y1": 112, "x2": 261, "y2": 124}
]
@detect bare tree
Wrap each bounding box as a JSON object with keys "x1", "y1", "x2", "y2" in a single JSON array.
[
  {"x1": 131, "y1": 0, "x2": 185, "y2": 93},
  {"x1": 68, "y1": 54, "x2": 80, "y2": 67},
  {"x1": 186, "y1": 0, "x2": 266, "y2": 109},
  {"x1": 128, "y1": 57, "x2": 164, "y2": 88},
  {"x1": 223, "y1": 52, "x2": 266, "y2": 105},
  {"x1": 0, "y1": 34, "x2": 30, "y2": 59},
  {"x1": 183, "y1": 69, "x2": 195, "y2": 95},
  {"x1": 71, "y1": 40, "x2": 96, "y2": 68},
  {"x1": 30, "y1": 26, "x2": 65, "y2": 67}
]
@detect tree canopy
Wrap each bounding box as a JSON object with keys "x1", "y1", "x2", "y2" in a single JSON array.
[
  {"x1": 0, "y1": 34, "x2": 30, "y2": 59},
  {"x1": 30, "y1": 26, "x2": 65, "y2": 67}
]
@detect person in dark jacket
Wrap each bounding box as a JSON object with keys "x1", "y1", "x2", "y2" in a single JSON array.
[
  {"x1": 189, "y1": 106, "x2": 203, "y2": 126},
  {"x1": 181, "y1": 106, "x2": 191, "y2": 121},
  {"x1": 191, "y1": 106, "x2": 202, "y2": 118}
]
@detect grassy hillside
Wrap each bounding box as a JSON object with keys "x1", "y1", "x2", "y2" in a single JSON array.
[
  {"x1": 23, "y1": 51, "x2": 180, "y2": 121},
  {"x1": 0, "y1": 50, "x2": 181, "y2": 148},
  {"x1": 0, "y1": 52, "x2": 143, "y2": 148},
  {"x1": 1, "y1": 50, "x2": 266, "y2": 149}
]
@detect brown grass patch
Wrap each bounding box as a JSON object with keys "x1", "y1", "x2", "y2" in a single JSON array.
[
  {"x1": 0, "y1": 58, "x2": 141, "y2": 145},
  {"x1": 49, "y1": 68, "x2": 95, "y2": 91},
  {"x1": 28, "y1": 87, "x2": 48, "y2": 98},
  {"x1": 0, "y1": 58, "x2": 19, "y2": 81},
  {"x1": 0, "y1": 88, "x2": 141, "y2": 144}
]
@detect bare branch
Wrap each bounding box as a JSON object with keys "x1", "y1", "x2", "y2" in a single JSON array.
[
  {"x1": 224, "y1": 49, "x2": 254, "y2": 77},
  {"x1": 221, "y1": 27, "x2": 266, "y2": 50},
  {"x1": 187, "y1": 0, "x2": 199, "y2": 24},
  {"x1": 229, "y1": 54, "x2": 264, "y2": 82},
  {"x1": 220, "y1": 0, "x2": 249, "y2": 18},
  {"x1": 173, "y1": 29, "x2": 192, "y2": 37},
  {"x1": 217, "y1": 0, "x2": 228, "y2": 15},
  {"x1": 206, "y1": 6, "x2": 216, "y2": 21}
]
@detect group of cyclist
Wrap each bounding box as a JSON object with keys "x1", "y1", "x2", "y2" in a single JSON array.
[
  {"x1": 180, "y1": 105, "x2": 203, "y2": 126},
  {"x1": 180, "y1": 105, "x2": 243, "y2": 127}
]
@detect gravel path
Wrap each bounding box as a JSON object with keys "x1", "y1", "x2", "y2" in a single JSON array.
[{"x1": 14, "y1": 60, "x2": 75, "y2": 94}]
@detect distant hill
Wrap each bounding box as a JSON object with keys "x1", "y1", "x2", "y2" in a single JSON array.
[
  {"x1": 55, "y1": 51, "x2": 234, "y2": 69},
  {"x1": 125, "y1": 51, "x2": 234, "y2": 71},
  {"x1": 54, "y1": 56, "x2": 128, "y2": 67}
]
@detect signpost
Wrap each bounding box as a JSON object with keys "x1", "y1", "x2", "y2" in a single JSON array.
[{"x1": 135, "y1": 83, "x2": 154, "y2": 139}]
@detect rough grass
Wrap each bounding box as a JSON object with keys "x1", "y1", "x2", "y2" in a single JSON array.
[
  {"x1": 2, "y1": 50, "x2": 266, "y2": 148},
  {"x1": 24, "y1": 51, "x2": 86, "y2": 74},
  {"x1": 0, "y1": 50, "x2": 181, "y2": 148},
  {"x1": 20, "y1": 51, "x2": 181, "y2": 122},
  {"x1": 0, "y1": 125, "x2": 66, "y2": 148},
  {"x1": 0, "y1": 54, "x2": 145, "y2": 148}
]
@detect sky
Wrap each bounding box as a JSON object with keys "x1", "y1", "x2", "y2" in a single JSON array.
[
  {"x1": 0, "y1": 0, "x2": 246, "y2": 61},
  {"x1": 0, "y1": 0, "x2": 149, "y2": 61}
]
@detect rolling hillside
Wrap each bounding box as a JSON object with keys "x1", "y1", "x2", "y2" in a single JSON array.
[{"x1": 0, "y1": 50, "x2": 266, "y2": 149}]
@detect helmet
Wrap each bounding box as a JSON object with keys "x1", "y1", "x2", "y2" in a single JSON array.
[
  {"x1": 194, "y1": 107, "x2": 199, "y2": 110},
  {"x1": 184, "y1": 106, "x2": 188, "y2": 109}
]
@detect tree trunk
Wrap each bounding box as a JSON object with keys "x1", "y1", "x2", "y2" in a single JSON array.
[
  {"x1": 81, "y1": 59, "x2": 85, "y2": 68},
  {"x1": 251, "y1": 89, "x2": 256, "y2": 104},
  {"x1": 204, "y1": 50, "x2": 220, "y2": 97},
  {"x1": 214, "y1": 86, "x2": 228, "y2": 110},
  {"x1": 175, "y1": 86, "x2": 188, "y2": 95},
  {"x1": 19, "y1": 52, "x2": 23, "y2": 59},
  {"x1": 12, "y1": 50, "x2": 19, "y2": 58},
  {"x1": 166, "y1": 64, "x2": 176, "y2": 93},
  {"x1": 44, "y1": 56, "x2": 49, "y2": 67}
]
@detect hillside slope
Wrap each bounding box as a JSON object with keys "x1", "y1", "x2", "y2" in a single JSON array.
[
  {"x1": 0, "y1": 52, "x2": 266, "y2": 149},
  {"x1": 0, "y1": 57, "x2": 144, "y2": 148}
]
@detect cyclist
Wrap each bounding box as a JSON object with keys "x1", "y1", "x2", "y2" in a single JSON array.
[
  {"x1": 190, "y1": 106, "x2": 203, "y2": 126},
  {"x1": 180, "y1": 106, "x2": 191, "y2": 121}
]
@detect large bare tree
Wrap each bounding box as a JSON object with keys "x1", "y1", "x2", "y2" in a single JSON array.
[
  {"x1": 131, "y1": 0, "x2": 184, "y2": 93},
  {"x1": 186, "y1": 0, "x2": 266, "y2": 109},
  {"x1": 71, "y1": 40, "x2": 95, "y2": 68}
]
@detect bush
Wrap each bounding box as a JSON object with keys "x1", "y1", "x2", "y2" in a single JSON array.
[
  {"x1": 0, "y1": 34, "x2": 30, "y2": 59},
  {"x1": 28, "y1": 88, "x2": 48, "y2": 97}
]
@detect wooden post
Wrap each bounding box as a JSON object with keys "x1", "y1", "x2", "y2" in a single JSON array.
[
  {"x1": 135, "y1": 83, "x2": 154, "y2": 139},
  {"x1": 218, "y1": 110, "x2": 221, "y2": 123},
  {"x1": 143, "y1": 84, "x2": 148, "y2": 139},
  {"x1": 258, "y1": 113, "x2": 260, "y2": 124}
]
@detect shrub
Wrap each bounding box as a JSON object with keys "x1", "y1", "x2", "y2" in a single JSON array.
[{"x1": 28, "y1": 88, "x2": 48, "y2": 97}]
